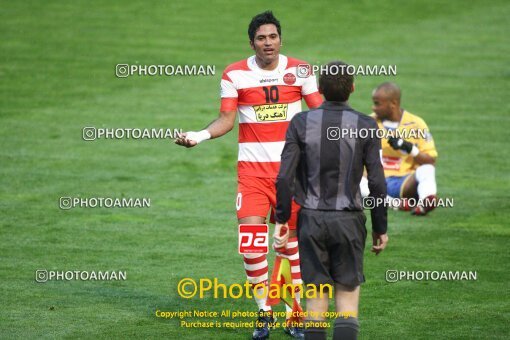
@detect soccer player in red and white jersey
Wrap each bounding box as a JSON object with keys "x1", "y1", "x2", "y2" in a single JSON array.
[{"x1": 175, "y1": 11, "x2": 322, "y2": 340}]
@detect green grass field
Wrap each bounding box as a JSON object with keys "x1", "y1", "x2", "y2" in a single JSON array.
[{"x1": 1, "y1": 0, "x2": 509, "y2": 338}]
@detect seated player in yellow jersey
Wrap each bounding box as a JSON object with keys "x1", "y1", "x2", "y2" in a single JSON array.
[{"x1": 360, "y1": 82, "x2": 438, "y2": 215}]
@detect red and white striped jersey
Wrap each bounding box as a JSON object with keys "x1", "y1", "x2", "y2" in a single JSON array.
[{"x1": 220, "y1": 54, "x2": 322, "y2": 178}]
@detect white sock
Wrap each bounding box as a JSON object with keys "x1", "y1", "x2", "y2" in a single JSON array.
[
  {"x1": 294, "y1": 289, "x2": 301, "y2": 304},
  {"x1": 415, "y1": 164, "x2": 437, "y2": 199},
  {"x1": 285, "y1": 303, "x2": 293, "y2": 313},
  {"x1": 254, "y1": 285, "x2": 271, "y2": 312},
  {"x1": 244, "y1": 253, "x2": 270, "y2": 312},
  {"x1": 360, "y1": 176, "x2": 370, "y2": 198}
]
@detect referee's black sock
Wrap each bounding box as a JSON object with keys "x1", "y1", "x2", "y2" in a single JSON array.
[
  {"x1": 304, "y1": 320, "x2": 327, "y2": 340},
  {"x1": 333, "y1": 317, "x2": 359, "y2": 340}
]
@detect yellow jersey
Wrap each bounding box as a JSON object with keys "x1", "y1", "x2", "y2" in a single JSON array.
[{"x1": 371, "y1": 110, "x2": 437, "y2": 177}]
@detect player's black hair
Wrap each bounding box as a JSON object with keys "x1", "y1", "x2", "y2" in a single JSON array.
[
  {"x1": 248, "y1": 11, "x2": 281, "y2": 42},
  {"x1": 319, "y1": 61, "x2": 354, "y2": 102}
]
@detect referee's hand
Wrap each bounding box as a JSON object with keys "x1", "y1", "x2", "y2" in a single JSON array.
[
  {"x1": 371, "y1": 232, "x2": 388, "y2": 255},
  {"x1": 273, "y1": 223, "x2": 289, "y2": 254}
]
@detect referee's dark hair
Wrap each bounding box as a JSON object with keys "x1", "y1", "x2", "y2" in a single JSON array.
[{"x1": 319, "y1": 61, "x2": 354, "y2": 102}]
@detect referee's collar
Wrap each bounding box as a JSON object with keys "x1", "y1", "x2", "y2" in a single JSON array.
[{"x1": 319, "y1": 101, "x2": 352, "y2": 111}]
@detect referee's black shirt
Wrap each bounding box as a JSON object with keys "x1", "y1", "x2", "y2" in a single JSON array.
[{"x1": 275, "y1": 101, "x2": 388, "y2": 234}]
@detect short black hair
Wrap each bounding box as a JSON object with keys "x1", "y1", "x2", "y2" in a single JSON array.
[
  {"x1": 375, "y1": 82, "x2": 401, "y2": 102},
  {"x1": 319, "y1": 61, "x2": 354, "y2": 102},
  {"x1": 248, "y1": 11, "x2": 281, "y2": 42}
]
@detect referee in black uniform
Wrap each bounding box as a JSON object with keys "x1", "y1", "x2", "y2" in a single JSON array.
[{"x1": 275, "y1": 61, "x2": 388, "y2": 340}]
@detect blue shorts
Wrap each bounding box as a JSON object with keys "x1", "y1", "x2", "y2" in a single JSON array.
[{"x1": 386, "y1": 175, "x2": 413, "y2": 198}]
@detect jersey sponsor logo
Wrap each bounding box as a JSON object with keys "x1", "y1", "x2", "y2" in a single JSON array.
[
  {"x1": 238, "y1": 224, "x2": 269, "y2": 254},
  {"x1": 260, "y1": 78, "x2": 279, "y2": 83},
  {"x1": 283, "y1": 73, "x2": 296, "y2": 85},
  {"x1": 382, "y1": 156, "x2": 402, "y2": 170},
  {"x1": 253, "y1": 103, "x2": 288, "y2": 122}
]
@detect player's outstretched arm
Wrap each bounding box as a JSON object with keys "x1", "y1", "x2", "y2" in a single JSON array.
[{"x1": 175, "y1": 110, "x2": 236, "y2": 148}]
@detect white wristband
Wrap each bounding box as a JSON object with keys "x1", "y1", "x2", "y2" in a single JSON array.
[
  {"x1": 410, "y1": 145, "x2": 420, "y2": 157},
  {"x1": 185, "y1": 130, "x2": 211, "y2": 144}
]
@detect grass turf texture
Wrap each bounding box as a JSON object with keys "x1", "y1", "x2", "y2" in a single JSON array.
[{"x1": 1, "y1": 0, "x2": 509, "y2": 338}]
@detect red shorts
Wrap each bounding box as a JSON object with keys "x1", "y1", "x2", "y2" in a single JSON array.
[{"x1": 236, "y1": 175, "x2": 300, "y2": 230}]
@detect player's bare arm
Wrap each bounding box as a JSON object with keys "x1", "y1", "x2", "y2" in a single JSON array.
[{"x1": 174, "y1": 109, "x2": 236, "y2": 148}]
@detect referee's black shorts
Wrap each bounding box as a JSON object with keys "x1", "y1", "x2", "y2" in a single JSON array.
[{"x1": 297, "y1": 208, "x2": 367, "y2": 288}]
